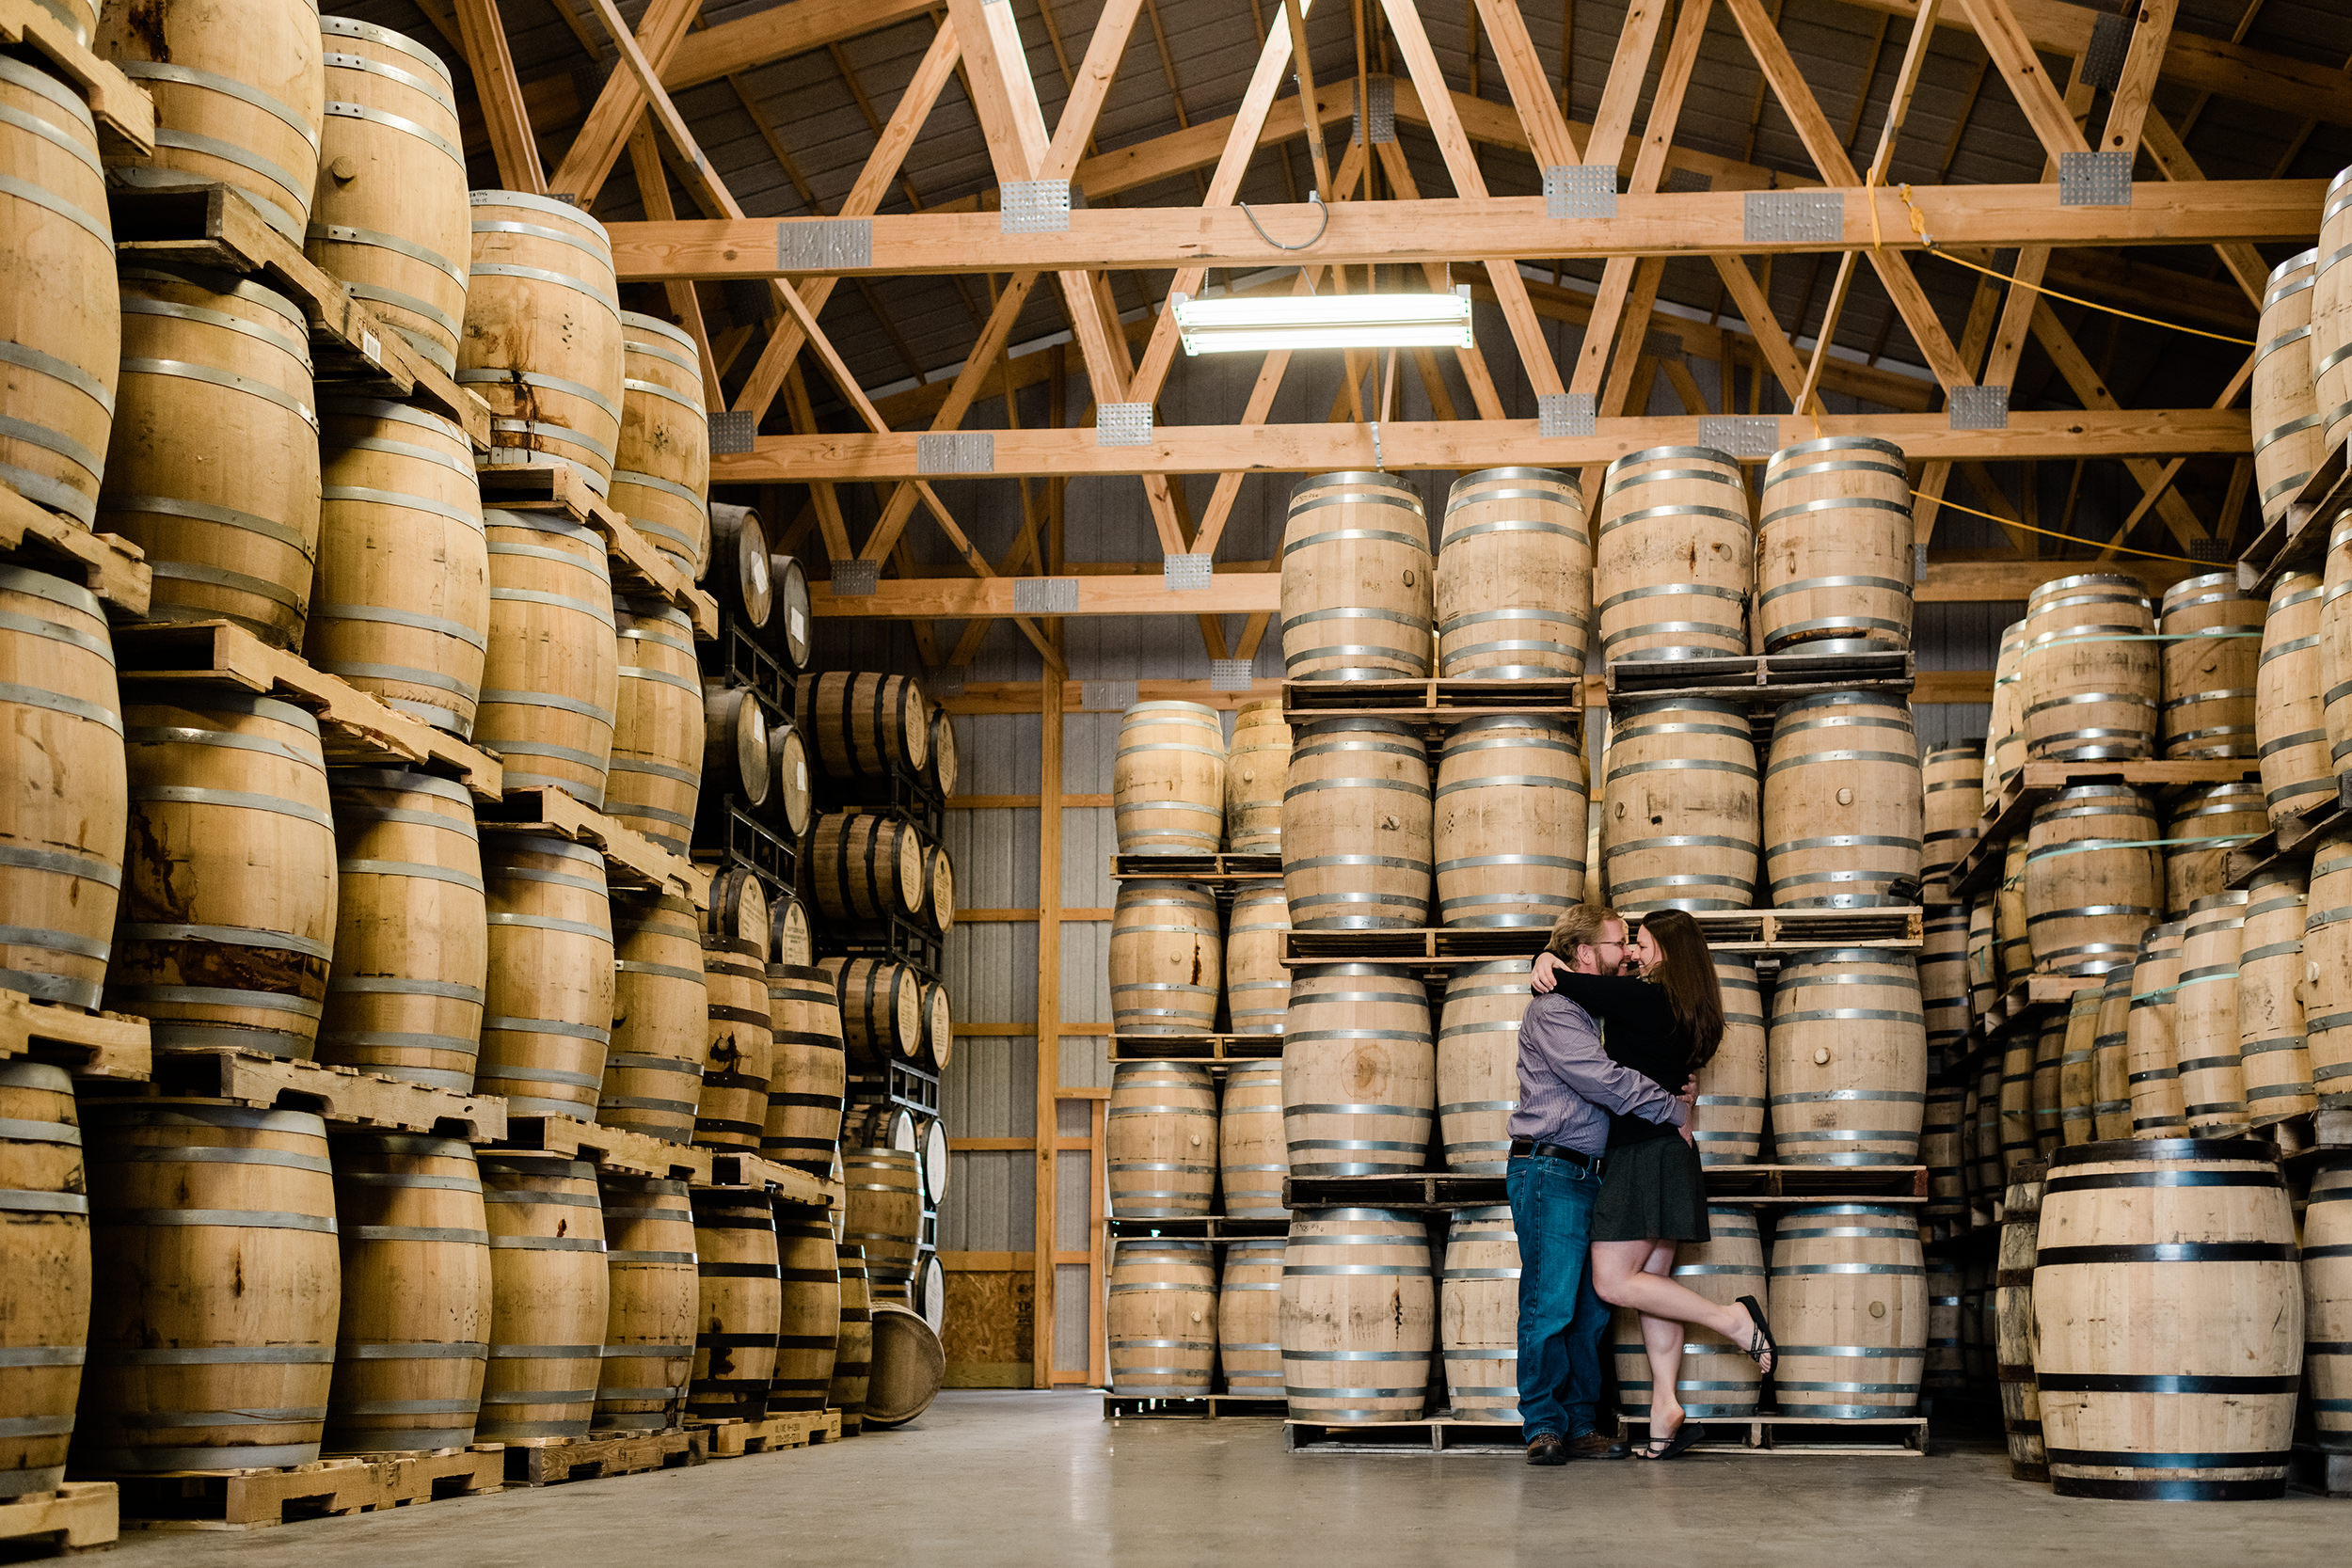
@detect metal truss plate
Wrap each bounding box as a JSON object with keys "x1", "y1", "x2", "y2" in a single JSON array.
[
  {"x1": 1948, "y1": 384, "x2": 2010, "y2": 431},
  {"x1": 916, "y1": 432, "x2": 993, "y2": 475},
  {"x1": 2082, "y1": 11, "x2": 2133, "y2": 92},
  {"x1": 1081, "y1": 680, "x2": 1136, "y2": 712},
  {"x1": 923, "y1": 667, "x2": 965, "y2": 698},
  {"x1": 2058, "y1": 150, "x2": 2134, "y2": 207},
  {"x1": 1665, "y1": 167, "x2": 1714, "y2": 194},
  {"x1": 1001, "y1": 180, "x2": 1072, "y2": 233},
  {"x1": 2190, "y1": 537, "x2": 2233, "y2": 562},
  {"x1": 1642, "y1": 329, "x2": 1686, "y2": 361},
  {"x1": 1354, "y1": 75, "x2": 1395, "y2": 145},
  {"x1": 830, "y1": 561, "x2": 879, "y2": 596},
  {"x1": 1538, "y1": 392, "x2": 1596, "y2": 439},
  {"x1": 707, "y1": 410, "x2": 755, "y2": 454},
  {"x1": 1164, "y1": 554, "x2": 1213, "y2": 591},
  {"x1": 1098, "y1": 404, "x2": 1152, "y2": 447},
  {"x1": 1013, "y1": 578, "x2": 1080, "y2": 614},
  {"x1": 1743, "y1": 189, "x2": 1843, "y2": 245},
  {"x1": 777, "y1": 217, "x2": 872, "y2": 272},
  {"x1": 1210, "y1": 659, "x2": 1256, "y2": 692},
  {"x1": 1698, "y1": 416, "x2": 1778, "y2": 458},
  {"x1": 1545, "y1": 164, "x2": 1615, "y2": 221}
]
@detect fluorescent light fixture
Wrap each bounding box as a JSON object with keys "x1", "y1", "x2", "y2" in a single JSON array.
[{"x1": 1172, "y1": 288, "x2": 1474, "y2": 355}]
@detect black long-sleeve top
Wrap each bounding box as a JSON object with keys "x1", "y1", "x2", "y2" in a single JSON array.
[{"x1": 1542, "y1": 973, "x2": 1694, "y2": 1149}]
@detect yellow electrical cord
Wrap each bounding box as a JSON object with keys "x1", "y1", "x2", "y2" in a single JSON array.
[{"x1": 1913, "y1": 489, "x2": 2220, "y2": 566}]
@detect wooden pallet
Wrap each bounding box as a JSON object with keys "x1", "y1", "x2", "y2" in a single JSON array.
[
  {"x1": 0, "y1": 482, "x2": 151, "y2": 617},
  {"x1": 2291, "y1": 1441, "x2": 2352, "y2": 1497},
  {"x1": 1623, "y1": 1414, "x2": 1931, "y2": 1455},
  {"x1": 1950, "y1": 758, "x2": 2261, "y2": 897},
  {"x1": 2242, "y1": 447, "x2": 2351, "y2": 596},
  {"x1": 1284, "y1": 1418, "x2": 1524, "y2": 1452},
  {"x1": 1103, "y1": 1394, "x2": 1286, "y2": 1420},
  {"x1": 0, "y1": 0, "x2": 151, "y2": 151},
  {"x1": 1603, "y1": 648, "x2": 1915, "y2": 705},
  {"x1": 114, "y1": 619, "x2": 502, "y2": 799},
  {"x1": 1106, "y1": 1032, "x2": 1283, "y2": 1065},
  {"x1": 691, "y1": 1408, "x2": 841, "y2": 1457},
  {"x1": 1282, "y1": 1164, "x2": 1928, "y2": 1212},
  {"x1": 108, "y1": 183, "x2": 489, "y2": 448},
  {"x1": 498, "y1": 1113, "x2": 712, "y2": 1183},
  {"x1": 0, "y1": 990, "x2": 150, "y2": 1081},
  {"x1": 502, "y1": 1428, "x2": 704, "y2": 1486},
  {"x1": 478, "y1": 784, "x2": 708, "y2": 909},
  {"x1": 476, "y1": 465, "x2": 718, "y2": 640},
  {"x1": 2227, "y1": 773, "x2": 2352, "y2": 888},
  {"x1": 0, "y1": 1483, "x2": 118, "y2": 1555},
  {"x1": 1106, "y1": 1214, "x2": 1287, "y2": 1240},
  {"x1": 1279, "y1": 677, "x2": 1582, "y2": 727},
  {"x1": 1110, "y1": 853, "x2": 1283, "y2": 884},
  {"x1": 120, "y1": 1048, "x2": 507, "y2": 1142},
  {"x1": 704, "y1": 1149, "x2": 835, "y2": 1210},
  {"x1": 1282, "y1": 907, "x2": 1922, "y2": 967},
  {"x1": 113, "y1": 1446, "x2": 501, "y2": 1530}
]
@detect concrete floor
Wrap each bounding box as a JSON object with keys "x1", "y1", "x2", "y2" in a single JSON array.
[{"x1": 104, "y1": 1393, "x2": 2349, "y2": 1568}]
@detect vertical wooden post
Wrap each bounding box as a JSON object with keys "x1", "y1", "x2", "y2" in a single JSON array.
[
  {"x1": 1087, "y1": 1094, "x2": 1106, "y2": 1388},
  {"x1": 1034, "y1": 665, "x2": 1063, "y2": 1386}
]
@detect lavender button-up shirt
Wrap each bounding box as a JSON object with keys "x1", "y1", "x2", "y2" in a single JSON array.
[{"x1": 1506, "y1": 991, "x2": 1689, "y2": 1158}]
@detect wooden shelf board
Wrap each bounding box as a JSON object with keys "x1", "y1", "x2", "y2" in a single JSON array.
[
  {"x1": 1280, "y1": 676, "x2": 1583, "y2": 727},
  {"x1": 1281, "y1": 909, "x2": 1923, "y2": 967},
  {"x1": 1603, "y1": 648, "x2": 1915, "y2": 706},
  {"x1": 495, "y1": 1112, "x2": 712, "y2": 1184},
  {"x1": 0, "y1": 0, "x2": 152, "y2": 151},
  {"x1": 118, "y1": 1048, "x2": 507, "y2": 1142},
  {"x1": 0, "y1": 481, "x2": 151, "y2": 615},
  {"x1": 703, "y1": 1148, "x2": 834, "y2": 1208},
  {"x1": 0, "y1": 989, "x2": 150, "y2": 1079}
]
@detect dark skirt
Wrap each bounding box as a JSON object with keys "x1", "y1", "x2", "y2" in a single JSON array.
[{"x1": 1590, "y1": 1135, "x2": 1710, "y2": 1243}]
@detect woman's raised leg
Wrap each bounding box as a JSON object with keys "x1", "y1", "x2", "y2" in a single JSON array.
[{"x1": 1590, "y1": 1237, "x2": 1773, "y2": 1374}]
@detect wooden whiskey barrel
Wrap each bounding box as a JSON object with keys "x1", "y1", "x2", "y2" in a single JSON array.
[
  {"x1": 810, "y1": 812, "x2": 927, "y2": 925},
  {"x1": 840, "y1": 1148, "x2": 921, "y2": 1293},
  {"x1": 2058, "y1": 987, "x2": 2103, "y2": 1146},
  {"x1": 686, "y1": 1190, "x2": 779, "y2": 1421},
  {"x1": 2174, "y1": 892, "x2": 2249, "y2": 1135},
  {"x1": 925, "y1": 705, "x2": 956, "y2": 799},
  {"x1": 1436, "y1": 960, "x2": 1529, "y2": 1173},
  {"x1": 823, "y1": 955, "x2": 921, "y2": 1066},
  {"x1": 770, "y1": 894, "x2": 813, "y2": 968},
  {"x1": 704, "y1": 502, "x2": 771, "y2": 629},
  {"x1": 592, "y1": 1174, "x2": 693, "y2": 1431},
  {"x1": 1224, "y1": 701, "x2": 1290, "y2": 853},
  {"x1": 1921, "y1": 906, "x2": 1970, "y2": 1067},
  {"x1": 1755, "y1": 436, "x2": 1915, "y2": 651},
  {"x1": 324, "y1": 1134, "x2": 491, "y2": 1454},
  {"x1": 1435, "y1": 467, "x2": 1589, "y2": 676},
  {"x1": 2160, "y1": 573, "x2": 2260, "y2": 760},
  {"x1": 2303, "y1": 827, "x2": 2352, "y2": 1104},
  {"x1": 1601, "y1": 697, "x2": 1758, "y2": 911},
  {"x1": 307, "y1": 399, "x2": 487, "y2": 737},
  {"x1": 771, "y1": 1212, "x2": 840, "y2": 1413},
  {"x1": 695, "y1": 935, "x2": 771, "y2": 1153},
  {"x1": 1987, "y1": 620, "x2": 2027, "y2": 796},
  {"x1": 2022, "y1": 574, "x2": 2160, "y2": 762},
  {"x1": 2238, "y1": 866, "x2": 2315, "y2": 1120},
  {"x1": 1282, "y1": 719, "x2": 1431, "y2": 929},
  {"x1": 763, "y1": 963, "x2": 847, "y2": 1176},
  {"x1": 1613, "y1": 1206, "x2": 1766, "y2": 1420},
  {"x1": 308, "y1": 18, "x2": 468, "y2": 372},
  {"x1": 1924, "y1": 1255, "x2": 1963, "y2": 1392},
  {"x1": 1966, "y1": 894, "x2": 2000, "y2": 1015},
  {"x1": 1696, "y1": 956, "x2": 1767, "y2": 1165},
  {"x1": 1973, "y1": 1054, "x2": 2004, "y2": 1204},
  {"x1": 77, "y1": 1101, "x2": 340, "y2": 1471},
  {"x1": 1280, "y1": 470, "x2": 1433, "y2": 681},
  {"x1": 0, "y1": 55, "x2": 117, "y2": 526},
  {"x1": 769, "y1": 720, "x2": 815, "y2": 841},
  {"x1": 477, "y1": 509, "x2": 619, "y2": 805},
  {"x1": 2305, "y1": 1162, "x2": 2352, "y2": 1444},
  {"x1": 2092, "y1": 966, "x2": 2136, "y2": 1141},
  {"x1": 317, "y1": 768, "x2": 485, "y2": 1091},
  {"x1": 794, "y1": 671, "x2": 930, "y2": 783},
  {"x1": 477, "y1": 834, "x2": 612, "y2": 1119},
  {"x1": 1767, "y1": 949, "x2": 1926, "y2": 1164},
  {"x1": 1109, "y1": 881, "x2": 1222, "y2": 1036},
  {"x1": 1223, "y1": 885, "x2": 1291, "y2": 1036},
  {"x1": 1113, "y1": 701, "x2": 1225, "y2": 857},
  {"x1": 0, "y1": 567, "x2": 123, "y2": 1010},
  {"x1": 2315, "y1": 167, "x2": 2352, "y2": 457},
  {"x1": 610, "y1": 313, "x2": 708, "y2": 576},
  {"x1": 701, "y1": 683, "x2": 767, "y2": 809},
  {"x1": 1107, "y1": 1061, "x2": 1217, "y2": 1217},
  {"x1": 1217, "y1": 1062, "x2": 1286, "y2": 1220},
  {"x1": 1997, "y1": 1034, "x2": 2039, "y2": 1179},
  {"x1": 2125, "y1": 922, "x2": 2188, "y2": 1137},
  {"x1": 829, "y1": 1248, "x2": 872, "y2": 1425},
  {"x1": 102, "y1": 266, "x2": 321, "y2": 648},
  {"x1": 0, "y1": 1062, "x2": 87, "y2": 1497},
  {"x1": 1440, "y1": 1205, "x2": 1525, "y2": 1420},
  {"x1": 1996, "y1": 836, "x2": 2032, "y2": 984},
  {"x1": 918, "y1": 978, "x2": 953, "y2": 1072},
  {"x1": 1594, "y1": 445, "x2": 1751, "y2": 662},
  {"x1": 1280, "y1": 1208, "x2": 1433, "y2": 1422},
  {"x1": 475, "y1": 1153, "x2": 609, "y2": 1443},
  {"x1": 2163, "y1": 782, "x2": 2266, "y2": 914},
  {"x1": 2037, "y1": 1138, "x2": 2301, "y2": 1499},
  {"x1": 1922, "y1": 743, "x2": 1985, "y2": 889},
  {"x1": 1434, "y1": 716, "x2": 1585, "y2": 927},
  {"x1": 604, "y1": 600, "x2": 703, "y2": 854},
  {"x1": 462, "y1": 192, "x2": 624, "y2": 492},
  {"x1": 1995, "y1": 1167, "x2": 2046, "y2": 1481},
  {"x1": 97, "y1": 0, "x2": 325, "y2": 242},
  {"x1": 1763, "y1": 690, "x2": 1921, "y2": 907},
  {"x1": 2326, "y1": 515, "x2": 2352, "y2": 775},
  {"x1": 1218, "y1": 1238, "x2": 1285, "y2": 1393},
  {"x1": 111, "y1": 691, "x2": 337, "y2": 1056},
  {"x1": 2257, "y1": 572, "x2": 2331, "y2": 827},
  {"x1": 2022, "y1": 784, "x2": 2161, "y2": 977},
  {"x1": 865, "y1": 1303, "x2": 944, "y2": 1426},
  {"x1": 1923, "y1": 1085, "x2": 1967, "y2": 1223},
  {"x1": 2254, "y1": 249, "x2": 2324, "y2": 527},
  {"x1": 595, "y1": 894, "x2": 705, "y2": 1144},
  {"x1": 1107, "y1": 1237, "x2": 1216, "y2": 1395},
  {"x1": 1766, "y1": 1204, "x2": 1925, "y2": 1418},
  {"x1": 1282, "y1": 965, "x2": 1435, "y2": 1178}
]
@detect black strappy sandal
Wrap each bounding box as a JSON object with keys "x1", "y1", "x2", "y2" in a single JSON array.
[
  {"x1": 1736, "y1": 1294, "x2": 1777, "y2": 1375},
  {"x1": 1640, "y1": 1417, "x2": 1707, "y2": 1461}
]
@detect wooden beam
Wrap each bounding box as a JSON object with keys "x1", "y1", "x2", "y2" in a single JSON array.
[
  {"x1": 624, "y1": 123, "x2": 722, "y2": 409},
  {"x1": 2026, "y1": 300, "x2": 2212, "y2": 548},
  {"x1": 1954, "y1": 0, "x2": 2089, "y2": 158},
  {"x1": 451, "y1": 0, "x2": 545, "y2": 193},
  {"x1": 1470, "y1": 0, "x2": 1583, "y2": 167},
  {"x1": 1583, "y1": 0, "x2": 1667, "y2": 174},
  {"x1": 2099, "y1": 0, "x2": 2176, "y2": 155},
  {"x1": 1033, "y1": 644, "x2": 1062, "y2": 1388},
  {"x1": 547, "y1": 0, "x2": 701, "y2": 202}
]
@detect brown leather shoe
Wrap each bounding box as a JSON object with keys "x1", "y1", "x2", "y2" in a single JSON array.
[
  {"x1": 1525, "y1": 1433, "x2": 1568, "y2": 1466},
  {"x1": 1564, "y1": 1432, "x2": 1630, "y2": 1461}
]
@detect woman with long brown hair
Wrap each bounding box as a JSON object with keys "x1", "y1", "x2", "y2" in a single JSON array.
[{"x1": 1530, "y1": 908, "x2": 1773, "y2": 1459}]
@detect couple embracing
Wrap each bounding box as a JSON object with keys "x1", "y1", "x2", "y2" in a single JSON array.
[{"x1": 1506, "y1": 904, "x2": 1776, "y2": 1465}]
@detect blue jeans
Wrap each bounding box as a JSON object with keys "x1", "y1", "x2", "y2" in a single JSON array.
[{"x1": 1506, "y1": 1152, "x2": 1610, "y2": 1440}]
